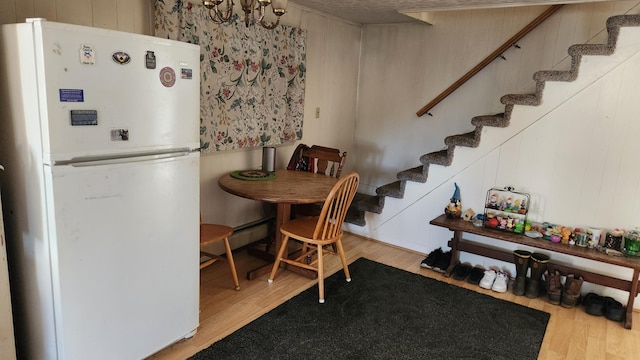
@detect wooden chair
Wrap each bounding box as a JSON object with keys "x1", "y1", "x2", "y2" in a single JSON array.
[
  {"x1": 268, "y1": 172, "x2": 359, "y2": 303},
  {"x1": 292, "y1": 145, "x2": 347, "y2": 218},
  {"x1": 200, "y1": 217, "x2": 240, "y2": 291},
  {"x1": 300, "y1": 145, "x2": 346, "y2": 178}
]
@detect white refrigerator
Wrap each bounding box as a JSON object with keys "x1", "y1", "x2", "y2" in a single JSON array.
[{"x1": 0, "y1": 19, "x2": 201, "y2": 360}]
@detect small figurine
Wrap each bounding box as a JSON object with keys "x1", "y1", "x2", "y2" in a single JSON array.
[
  {"x1": 519, "y1": 199, "x2": 527, "y2": 214},
  {"x1": 444, "y1": 183, "x2": 462, "y2": 218},
  {"x1": 506, "y1": 217, "x2": 514, "y2": 230},
  {"x1": 514, "y1": 219, "x2": 524, "y2": 233},
  {"x1": 499, "y1": 218, "x2": 507, "y2": 229},
  {"x1": 561, "y1": 227, "x2": 572, "y2": 245},
  {"x1": 462, "y1": 208, "x2": 475, "y2": 221},
  {"x1": 488, "y1": 193, "x2": 498, "y2": 208}
]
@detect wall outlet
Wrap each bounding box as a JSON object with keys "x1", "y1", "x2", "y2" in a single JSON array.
[{"x1": 315, "y1": 107, "x2": 320, "y2": 118}]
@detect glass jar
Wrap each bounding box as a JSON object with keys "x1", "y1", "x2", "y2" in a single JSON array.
[
  {"x1": 575, "y1": 232, "x2": 588, "y2": 247},
  {"x1": 604, "y1": 229, "x2": 624, "y2": 251},
  {"x1": 623, "y1": 228, "x2": 640, "y2": 257}
]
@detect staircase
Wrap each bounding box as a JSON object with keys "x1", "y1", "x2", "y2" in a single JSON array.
[{"x1": 345, "y1": 14, "x2": 640, "y2": 227}]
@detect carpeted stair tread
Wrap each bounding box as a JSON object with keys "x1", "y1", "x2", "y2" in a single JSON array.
[
  {"x1": 376, "y1": 181, "x2": 405, "y2": 198},
  {"x1": 345, "y1": 14, "x2": 640, "y2": 227},
  {"x1": 353, "y1": 193, "x2": 384, "y2": 213},
  {"x1": 569, "y1": 43, "x2": 614, "y2": 56},
  {"x1": 445, "y1": 129, "x2": 481, "y2": 148},
  {"x1": 534, "y1": 70, "x2": 576, "y2": 82},
  {"x1": 397, "y1": 166, "x2": 428, "y2": 183},
  {"x1": 608, "y1": 13, "x2": 640, "y2": 27},
  {"x1": 500, "y1": 93, "x2": 540, "y2": 105},
  {"x1": 471, "y1": 112, "x2": 509, "y2": 127},
  {"x1": 420, "y1": 148, "x2": 453, "y2": 166},
  {"x1": 346, "y1": 193, "x2": 385, "y2": 225},
  {"x1": 345, "y1": 207, "x2": 366, "y2": 226}
]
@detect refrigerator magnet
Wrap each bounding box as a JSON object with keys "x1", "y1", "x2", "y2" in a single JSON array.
[
  {"x1": 110, "y1": 128, "x2": 129, "y2": 141},
  {"x1": 112, "y1": 51, "x2": 131, "y2": 65},
  {"x1": 80, "y1": 45, "x2": 95, "y2": 65},
  {"x1": 159, "y1": 67, "x2": 176, "y2": 87},
  {"x1": 59, "y1": 89, "x2": 84, "y2": 102},
  {"x1": 145, "y1": 51, "x2": 156, "y2": 69},
  {"x1": 181, "y1": 68, "x2": 193, "y2": 80}
]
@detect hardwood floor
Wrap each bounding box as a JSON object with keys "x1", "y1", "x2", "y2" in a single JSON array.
[{"x1": 148, "y1": 233, "x2": 640, "y2": 360}]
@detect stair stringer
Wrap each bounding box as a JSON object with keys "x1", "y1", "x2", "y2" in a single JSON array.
[{"x1": 344, "y1": 15, "x2": 640, "y2": 250}]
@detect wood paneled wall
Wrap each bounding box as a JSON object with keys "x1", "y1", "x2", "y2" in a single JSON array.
[
  {"x1": 0, "y1": 0, "x2": 154, "y2": 34},
  {"x1": 354, "y1": 1, "x2": 640, "y2": 193}
]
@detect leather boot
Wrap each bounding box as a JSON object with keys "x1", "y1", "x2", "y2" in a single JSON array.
[
  {"x1": 525, "y1": 253, "x2": 550, "y2": 298},
  {"x1": 561, "y1": 274, "x2": 583, "y2": 308},
  {"x1": 545, "y1": 270, "x2": 562, "y2": 305},
  {"x1": 512, "y1": 250, "x2": 531, "y2": 296}
]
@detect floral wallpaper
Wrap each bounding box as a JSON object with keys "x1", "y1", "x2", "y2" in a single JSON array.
[{"x1": 154, "y1": 0, "x2": 306, "y2": 152}]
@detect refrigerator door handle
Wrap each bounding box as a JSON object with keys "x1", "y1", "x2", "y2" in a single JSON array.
[{"x1": 57, "y1": 150, "x2": 194, "y2": 167}]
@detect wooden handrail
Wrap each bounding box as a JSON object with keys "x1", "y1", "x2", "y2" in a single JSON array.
[{"x1": 416, "y1": 4, "x2": 563, "y2": 117}]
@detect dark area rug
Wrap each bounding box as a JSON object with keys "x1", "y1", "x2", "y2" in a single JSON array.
[{"x1": 190, "y1": 257, "x2": 549, "y2": 360}]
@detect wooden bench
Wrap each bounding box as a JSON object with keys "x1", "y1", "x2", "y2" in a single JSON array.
[{"x1": 430, "y1": 214, "x2": 640, "y2": 329}]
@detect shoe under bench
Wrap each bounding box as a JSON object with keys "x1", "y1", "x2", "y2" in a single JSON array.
[{"x1": 429, "y1": 214, "x2": 640, "y2": 330}]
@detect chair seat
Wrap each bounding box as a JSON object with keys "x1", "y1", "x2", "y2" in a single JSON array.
[
  {"x1": 281, "y1": 217, "x2": 339, "y2": 245},
  {"x1": 200, "y1": 224, "x2": 233, "y2": 247},
  {"x1": 199, "y1": 221, "x2": 239, "y2": 291}
]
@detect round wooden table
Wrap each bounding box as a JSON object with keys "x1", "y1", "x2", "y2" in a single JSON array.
[{"x1": 219, "y1": 169, "x2": 339, "y2": 279}]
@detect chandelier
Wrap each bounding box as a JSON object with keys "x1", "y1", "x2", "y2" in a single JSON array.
[{"x1": 202, "y1": 0, "x2": 288, "y2": 29}]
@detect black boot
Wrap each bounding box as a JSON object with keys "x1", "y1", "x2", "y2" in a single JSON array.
[
  {"x1": 512, "y1": 250, "x2": 531, "y2": 296},
  {"x1": 525, "y1": 253, "x2": 550, "y2": 298}
]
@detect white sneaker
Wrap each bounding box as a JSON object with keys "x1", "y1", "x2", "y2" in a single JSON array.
[
  {"x1": 479, "y1": 269, "x2": 497, "y2": 289},
  {"x1": 491, "y1": 271, "x2": 509, "y2": 293}
]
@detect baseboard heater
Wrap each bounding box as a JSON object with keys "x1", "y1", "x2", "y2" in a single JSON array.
[
  {"x1": 228, "y1": 215, "x2": 276, "y2": 252},
  {"x1": 232, "y1": 215, "x2": 275, "y2": 233}
]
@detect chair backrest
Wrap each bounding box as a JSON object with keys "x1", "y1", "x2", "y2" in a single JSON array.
[
  {"x1": 300, "y1": 145, "x2": 346, "y2": 178},
  {"x1": 313, "y1": 172, "x2": 359, "y2": 241}
]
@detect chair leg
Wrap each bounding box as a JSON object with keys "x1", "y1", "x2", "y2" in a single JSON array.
[
  {"x1": 302, "y1": 242, "x2": 312, "y2": 264},
  {"x1": 268, "y1": 235, "x2": 290, "y2": 283},
  {"x1": 317, "y1": 244, "x2": 325, "y2": 303},
  {"x1": 336, "y1": 239, "x2": 351, "y2": 282},
  {"x1": 223, "y1": 237, "x2": 240, "y2": 291}
]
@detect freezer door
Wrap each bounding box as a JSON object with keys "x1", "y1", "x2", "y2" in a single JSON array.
[
  {"x1": 31, "y1": 20, "x2": 200, "y2": 163},
  {"x1": 44, "y1": 152, "x2": 199, "y2": 360}
]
